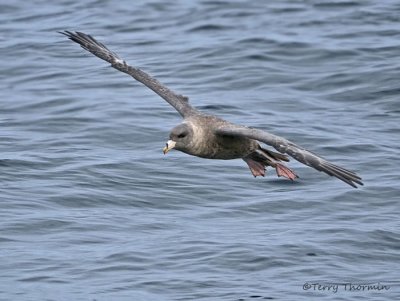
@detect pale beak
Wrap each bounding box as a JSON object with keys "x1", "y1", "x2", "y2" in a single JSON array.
[{"x1": 163, "y1": 140, "x2": 176, "y2": 154}]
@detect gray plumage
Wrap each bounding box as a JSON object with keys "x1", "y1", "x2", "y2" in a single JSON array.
[{"x1": 61, "y1": 31, "x2": 363, "y2": 188}]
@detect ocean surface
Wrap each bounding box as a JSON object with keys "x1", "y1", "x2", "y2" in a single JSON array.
[{"x1": 1, "y1": 0, "x2": 400, "y2": 300}]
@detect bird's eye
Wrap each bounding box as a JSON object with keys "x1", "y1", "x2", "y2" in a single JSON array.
[{"x1": 177, "y1": 133, "x2": 186, "y2": 138}]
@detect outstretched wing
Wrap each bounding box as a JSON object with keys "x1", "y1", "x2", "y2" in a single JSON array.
[
  {"x1": 216, "y1": 125, "x2": 363, "y2": 188},
  {"x1": 60, "y1": 31, "x2": 196, "y2": 117}
]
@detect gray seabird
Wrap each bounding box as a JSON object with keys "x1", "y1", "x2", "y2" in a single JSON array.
[{"x1": 61, "y1": 31, "x2": 363, "y2": 188}]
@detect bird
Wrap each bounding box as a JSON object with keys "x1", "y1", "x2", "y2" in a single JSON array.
[{"x1": 60, "y1": 31, "x2": 363, "y2": 188}]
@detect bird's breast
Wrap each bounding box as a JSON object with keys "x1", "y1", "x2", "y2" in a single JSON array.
[{"x1": 194, "y1": 134, "x2": 257, "y2": 160}]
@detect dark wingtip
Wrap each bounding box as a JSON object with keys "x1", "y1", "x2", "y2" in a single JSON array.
[
  {"x1": 59, "y1": 30, "x2": 79, "y2": 43},
  {"x1": 58, "y1": 30, "x2": 73, "y2": 38}
]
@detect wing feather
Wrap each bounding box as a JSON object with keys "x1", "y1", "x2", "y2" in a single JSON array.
[
  {"x1": 60, "y1": 31, "x2": 196, "y2": 117},
  {"x1": 216, "y1": 125, "x2": 363, "y2": 188}
]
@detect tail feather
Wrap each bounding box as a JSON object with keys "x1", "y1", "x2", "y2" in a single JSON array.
[{"x1": 260, "y1": 147, "x2": 289, "y2": 162}]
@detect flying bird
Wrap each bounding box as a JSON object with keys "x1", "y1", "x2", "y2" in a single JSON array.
[{"x1": 60, "y1": 31, "x2": 363, "y2": 188}]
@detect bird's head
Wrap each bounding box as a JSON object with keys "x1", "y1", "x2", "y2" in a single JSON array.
[{"x1": 163, "y1": 123, "x2": 194, "y2": 154}]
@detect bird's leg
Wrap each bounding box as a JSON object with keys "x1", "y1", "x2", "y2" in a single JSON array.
[
  {"x1": 243, "y1": 158, "x2": 266, "y2": 177},
  {"x1": 275, "y1": 163, "x2": 298, "y2": 181}
]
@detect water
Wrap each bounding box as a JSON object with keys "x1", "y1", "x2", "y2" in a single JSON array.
[{"x1": 1, "y1": 0, "x2": 400, "y2": 300}]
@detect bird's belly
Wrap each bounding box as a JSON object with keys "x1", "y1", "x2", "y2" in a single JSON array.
[{"x1": 195, "y1": 136, "x2": 256, "y2": 160}]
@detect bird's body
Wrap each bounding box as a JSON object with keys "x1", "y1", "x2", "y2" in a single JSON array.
[
  {"x1": 167, "y1": 113, "x2": 296, "y2": 179},
  {"x1": 61, "y1": 31, "x2": 363, "y2": 188},
  {"x1": 180, "y1": 114, "x2": 257, "y2": 159}
]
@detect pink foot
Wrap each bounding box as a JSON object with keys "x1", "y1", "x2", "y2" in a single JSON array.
[
  {"x1": 275, "y1": 163, "x2": 298, "y2": 180},
  {"x1": 243, "y1": 158, "x2": 265, "y2": 177}
]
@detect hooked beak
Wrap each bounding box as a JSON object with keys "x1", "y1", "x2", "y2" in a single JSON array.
[{"x1": 163, "y1": 140, "x2": 176, "y2": 154}]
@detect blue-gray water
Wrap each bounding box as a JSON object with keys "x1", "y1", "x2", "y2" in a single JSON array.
[{"x1": 1, "y1": 1, "x2": 400, "y2": 300}]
